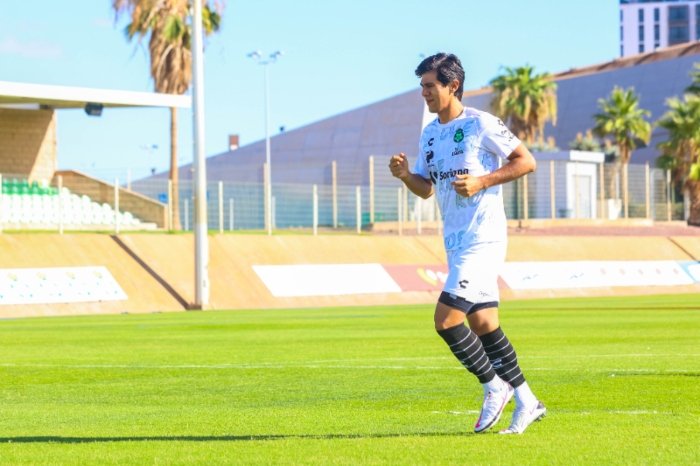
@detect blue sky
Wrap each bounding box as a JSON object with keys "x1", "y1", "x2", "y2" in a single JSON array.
[{"x1": 0, "y1": 0, "x2": 618, "y2": 181}]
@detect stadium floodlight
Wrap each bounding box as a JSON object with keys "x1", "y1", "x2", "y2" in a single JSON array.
[
  {"x1": 248, "y1": 49, "x2": 283, "y2": 235},
  {"x1": 84, "y1": 102, "x2": 103, "y2": 117}
]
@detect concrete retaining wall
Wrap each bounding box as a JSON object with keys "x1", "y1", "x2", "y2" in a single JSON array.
[{"x1": 0, "y1": 233, "x2": 698, "y2": 318}]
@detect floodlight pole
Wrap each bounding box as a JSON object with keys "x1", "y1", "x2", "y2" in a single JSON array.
[
  {"x1": 192, "y1": 0, "x2": 209, "y2": 308},
  {"x1": 248, "y1": 50, "x2": 282, "y2": 235},
  {"x1": 264, "y1": 63, "x2": 271, "y2": 235}
]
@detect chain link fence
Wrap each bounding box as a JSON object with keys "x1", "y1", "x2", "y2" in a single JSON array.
[{"x1": 0, "y1": 156, "x2": 688, "y2": 233}]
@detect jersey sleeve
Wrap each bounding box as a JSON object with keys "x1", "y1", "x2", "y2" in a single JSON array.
[
  {"x1": 479, "y1": 113, "x2": 521, "y2": 160},
  {"x1": 412, "y1": 139, "x2": 429, "y2": 180}
]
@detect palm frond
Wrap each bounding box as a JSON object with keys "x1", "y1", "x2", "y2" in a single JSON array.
[{"x1": 489, "y1": 65, "x2": 557, "y2": 145}]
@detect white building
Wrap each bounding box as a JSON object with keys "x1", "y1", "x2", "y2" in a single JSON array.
[
  {"x1": 620, "y1": 0, "x2": 700, "y2": 56},
  {"x1": 527, "y1": 151, "x2": 606, "y2": 220}
]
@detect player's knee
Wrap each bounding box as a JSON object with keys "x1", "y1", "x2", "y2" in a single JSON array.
[
  {"x1": 467, "y1": 314, "x2": 499, "y2": 336},
  {"x1": 434, "y1": 318, "x2": 450, "y2": 332},
  {"x1": 434, "y1": 311, "x2": 464, "y2": 331},
  {"x1": 468, "y1": 320, "x2": 493, "y2": 336},
  {"x1": 466, "y1": 303, "x2": 499, "y2": 335}
]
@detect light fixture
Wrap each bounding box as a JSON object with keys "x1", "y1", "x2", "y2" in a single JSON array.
[{"x1": 84, "y1": 102, "x2": 103, "y2": 117}]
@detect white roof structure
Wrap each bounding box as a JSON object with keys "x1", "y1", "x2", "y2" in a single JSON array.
[
  {"x1": 0, "y1": 80, "x2": 191, "y2": 110},
  {"x1": 133, "y1": 41, "x2": 700, "y2": 192}
]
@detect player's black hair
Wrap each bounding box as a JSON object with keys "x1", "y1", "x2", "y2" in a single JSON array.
[{"x1": 415, "y1": 53, "x2": 465, "y2": 100}]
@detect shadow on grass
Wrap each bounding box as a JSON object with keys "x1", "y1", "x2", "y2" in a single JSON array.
[{"x1": 0, "y1": 432, "x2": 473, "y2": 444}]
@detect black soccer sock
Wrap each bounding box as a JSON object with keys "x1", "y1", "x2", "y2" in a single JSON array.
[
  {"x1": 437, "y1": 324, "x2": 496, "y2": 384},
  {"x1": 479, "y1": 327, "x2": 526, "y2": 388}
]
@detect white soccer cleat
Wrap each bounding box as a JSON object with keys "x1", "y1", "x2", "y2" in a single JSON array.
[
  {"x1": 499, "y1": 401, "x2": 546, "y2": 434},
  {"x1": 474, "y1": 381, "x2": 514, "y2": 433}
]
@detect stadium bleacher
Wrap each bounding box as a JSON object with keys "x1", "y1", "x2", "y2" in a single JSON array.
[{"x1": 0, "y1": 177, "x2": 147, "y2": 229}]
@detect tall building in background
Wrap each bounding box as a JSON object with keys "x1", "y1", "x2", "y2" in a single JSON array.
[{"x1": 620, "y1": 0, "x2": 700, "y2": 56}]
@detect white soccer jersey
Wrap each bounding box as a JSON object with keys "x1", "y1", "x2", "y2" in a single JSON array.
[{"x1": 413, "y1": 108, "x2": 521, "y2": 301}]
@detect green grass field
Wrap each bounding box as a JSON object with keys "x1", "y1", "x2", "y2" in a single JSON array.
[{"x1": 0, "y1": 294, "x2": 698, "y2": 465}]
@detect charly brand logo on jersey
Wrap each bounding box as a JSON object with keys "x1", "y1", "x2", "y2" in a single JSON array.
[
  {"x1": 425, "y1": 150, "x2": 434, "y2": 163},
  {"x1": 428, "y1": 138, "x2": 434, "y2": 146},
  {"x1": 453, "y1": 128, "x2": 464, "y2": 143}
]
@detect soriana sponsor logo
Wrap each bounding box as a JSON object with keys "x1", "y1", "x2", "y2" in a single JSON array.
[{"x1": 383, "y1": 265, "x2": 448, "y2": 292}]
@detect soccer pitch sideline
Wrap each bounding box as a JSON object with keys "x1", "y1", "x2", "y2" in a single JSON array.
[{"x1": 0, "y1": 294, "x2": 698, "y2": 465}]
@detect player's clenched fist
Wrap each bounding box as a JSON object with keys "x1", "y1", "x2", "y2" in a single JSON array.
[
  {"x1": 389, "y1": 153, "x2": 410, "y2": 180},
  {"x1": 451, "y1": 173, "x2": 485, "y2": 197}
]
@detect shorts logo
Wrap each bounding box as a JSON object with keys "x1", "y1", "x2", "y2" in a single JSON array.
[{"x1": 453, "y1": 128, "x2": 464, "y2": 143}]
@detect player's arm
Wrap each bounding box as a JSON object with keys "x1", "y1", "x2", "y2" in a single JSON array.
[
  {"x1": 451, "y1": 143, "x2": 536, "y2": 197},
  {"x1": 389, "y1": 152, "x2": 433, "y2": 199},
  {"x1": 479, "y1": 143, "x2": 536, "y2": 190}
]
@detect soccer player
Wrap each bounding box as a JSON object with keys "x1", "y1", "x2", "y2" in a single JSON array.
[{"x1": 389, "y1": 53, "x2": 545, "y2": 434}]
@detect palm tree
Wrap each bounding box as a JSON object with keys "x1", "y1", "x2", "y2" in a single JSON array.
[
  {"x1": 113, "y1": 0, "x2": 222, "y2": 230},
  {"x1": 489, "y1": 65, "x2": 558, "y2": 146},
  {"x1": 685, "y1": 63, "x2": 700, "y2": 96},
  {"x1": 657, "y1": 95, "x2": 700, "y2": 226},
  {"x1": 569, "y1": 129, "x2": 602, "y2": 152},
  {"x1": 593, "y1": 87, "x2": 651, "y2": 219}
]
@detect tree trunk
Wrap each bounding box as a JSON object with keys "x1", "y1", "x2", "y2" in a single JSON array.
[
  {"x1": 609, "y1": 161, "x2": 621, "y2": 201},
  {"x1": 622, "y1": 162, "x2": 629, "y2": 219},
  {"x1": 687, "y1": 179, "x2": 700, "y2": 226},
  {"x1": 621, "y1": 146, "x2": 631, "y2": 219},
  {"x1": 170, "y1": 107, "x2": 182, "y2": 231}
]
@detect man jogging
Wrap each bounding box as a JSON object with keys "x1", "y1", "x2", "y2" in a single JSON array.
[{"x1": 389, "y1": 52, "x2": 545, "y2": 434}]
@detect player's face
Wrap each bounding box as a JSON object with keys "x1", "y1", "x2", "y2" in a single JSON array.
[{"x1": 420, "y1": 71, "x2": 456, "y2": 114}]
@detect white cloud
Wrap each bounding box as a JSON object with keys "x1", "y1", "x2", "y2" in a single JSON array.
[{"x1": 0, "y1": 37, "x2": 63, "y2": 59}]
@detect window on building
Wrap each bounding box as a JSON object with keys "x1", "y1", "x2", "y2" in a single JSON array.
[
  {"x1": 696, "y1": 4, "x2": 700, "y2": 39},
  {"x1": 669, "y1": 25, "x2": 690, "y2": 44},
  {"x1": 639, "y1": 24, "x2": 645, "y2": 42},
  {"x1": 639, "y1": 43, "x2": 645, "y2": 54},
  {"x1": 654, "y1": 22, "x2": 661, "y2": 49},
  {"x1": 638, "y1": 8, "x2": 644, "y2": 23},
  {"x1": 668, "y1": 5, "x2": 689, "y2": 22},
  {"x1": 654, "y1": 8, "x2": 660, "y2": 23}
]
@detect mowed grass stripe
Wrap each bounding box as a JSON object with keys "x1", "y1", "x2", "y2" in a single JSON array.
[{"x1": 0, "y1": 293, "x2": 698, "y2": 465}]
